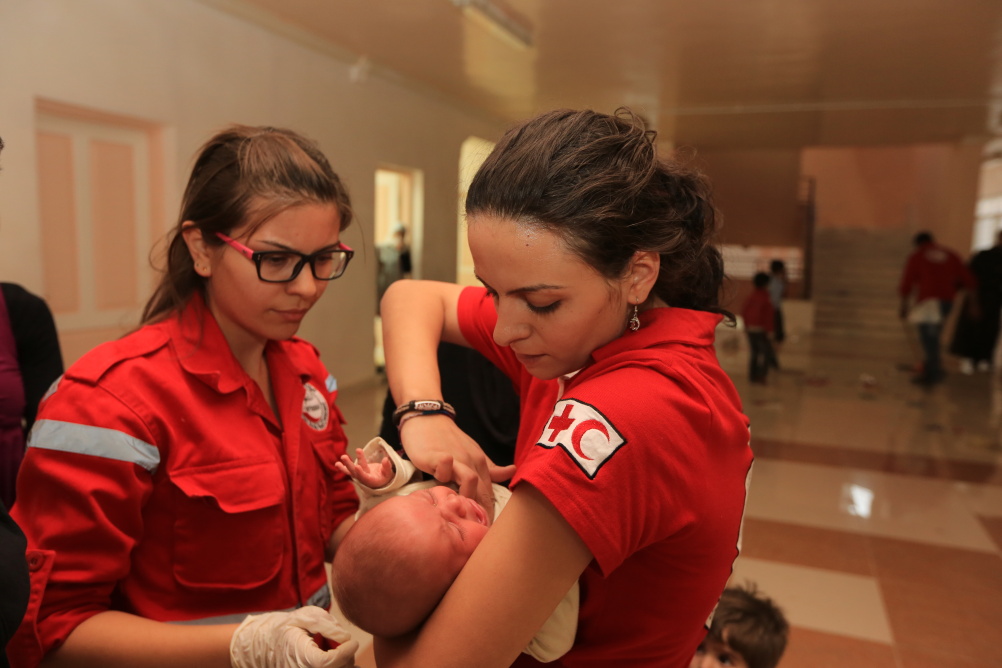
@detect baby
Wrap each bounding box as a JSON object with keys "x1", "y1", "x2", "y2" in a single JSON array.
[{"x1": 331, "y1": 437, "x2": 578, "y2": 662}]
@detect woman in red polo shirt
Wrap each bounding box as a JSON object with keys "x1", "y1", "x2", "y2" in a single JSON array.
[{"x1": 375, "y1": 108, "x2": 753, "y2": 667}]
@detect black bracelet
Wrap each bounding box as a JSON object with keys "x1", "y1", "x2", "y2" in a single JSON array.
[{"x1": 392, "y1": 399, "x2": 456, "y2": 427}]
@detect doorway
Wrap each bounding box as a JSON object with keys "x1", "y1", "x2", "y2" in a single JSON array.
[{"x1": 373, "y1": 166, "x2": 422, "y2": 370}]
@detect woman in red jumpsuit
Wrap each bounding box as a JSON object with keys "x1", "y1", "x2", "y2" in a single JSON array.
[
  {"x1": 375, "y1": 109, "x2": 753, "y2": 667},
  {"x1": 10, "y1": 126, "x2": 359, "y2": 668}
]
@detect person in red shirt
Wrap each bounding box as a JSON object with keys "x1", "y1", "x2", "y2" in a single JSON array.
[
  {"x1": 741, "y1": 272, "x2": 776, "y2": 384},
  {"x1": 10, "y1": 126, "x2": 359, "y2": 668},
  {"x1": 376, "y1": 108, "x2": 753, "y2": 668},
  {"x1": 898, "y1": 231, "x2": 977, "y2": 385}
]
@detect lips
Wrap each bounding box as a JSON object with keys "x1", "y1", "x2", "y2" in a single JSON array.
[
  {"x1": 515, "y1": 352, "x2": 544, "y2": 366},
  {"x1": 276, "y1": 309, "x2": 309, "y2": 322},
  {"x1": 468, "y1": 497, "x2": 489, "y2": 525}
]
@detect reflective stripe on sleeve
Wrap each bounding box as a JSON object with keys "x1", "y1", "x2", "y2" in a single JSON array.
[{"x1": 28, "y1": 419, "x2": 161, "y2": 474}]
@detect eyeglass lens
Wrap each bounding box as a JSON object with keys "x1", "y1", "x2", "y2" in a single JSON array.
[{"x1": 256, "y1": 250, "x2": 350, "y2": 282}]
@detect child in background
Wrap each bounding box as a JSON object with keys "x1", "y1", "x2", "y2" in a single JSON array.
[
  {"x1": 332, "y1": 438, "x2": 578, "y2": 662},
  {"x1": 690, "y1": 584, "x2": 789, "y2": 668},
  {"x1": 742, "y1": 272, "x2": 777, "y2": 384}
]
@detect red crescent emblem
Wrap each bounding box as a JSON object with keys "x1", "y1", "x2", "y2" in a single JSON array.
[{"x1": 571, "y1": 419, "x2": 608, "y2": 460}]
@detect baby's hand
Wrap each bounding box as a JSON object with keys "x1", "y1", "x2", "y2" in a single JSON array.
[{"x1": 335, "y1": 448, "x2": 394, "y2": 487}]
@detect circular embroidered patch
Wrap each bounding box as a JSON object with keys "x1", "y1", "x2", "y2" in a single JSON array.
[{"x1": 301, "y1": 382, "x2": 329, "y2": 431}]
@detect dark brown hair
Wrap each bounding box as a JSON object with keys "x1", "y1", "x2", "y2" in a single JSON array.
[
  {"x1": 465, "y1": 108, "x2": 727, "y2": 314},
  {"x1": 707, "y1": 584, "x2": 789, "y2": 668},
  {"x1": 142, "y1": 125, "x2": 353, "y2": 323},
  {"x1": 332, "y1": 501, "x2": 457, "y2": 637}
]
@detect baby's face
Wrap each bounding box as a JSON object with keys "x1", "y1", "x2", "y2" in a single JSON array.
[{"x1": 390, "y1": 486, "x2": 491, "y2": 574}]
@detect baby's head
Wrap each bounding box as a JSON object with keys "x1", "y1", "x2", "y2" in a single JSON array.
[{"x1": 332, "y1": 485, "x2": 490, "y2": 637}]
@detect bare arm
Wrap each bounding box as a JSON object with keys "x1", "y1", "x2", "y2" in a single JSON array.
[
  {"x1": 373, "y1": 484, "x2": 592, "y2": 668},
  {"x1": 43, "y1": 611, "x2": 236, "y2": 668},
  {"x1": 380, "y1": 279, "x2": 468, "y2": 403},
  {"x1": 380, "y1": 280, "x2": 515, "y2": 516}
]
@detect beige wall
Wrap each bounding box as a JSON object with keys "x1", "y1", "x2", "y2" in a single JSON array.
[
  {"x1": 0, "y1": 0, "x2": 500, "y2": 388},
  {"x1": 695, "y1": 148, "x2": 806, "y2": 311},
  {"x1": 698, "y1": 142, "x2": 983, "y2": 311},
  {"x1": 801, "y1": 143, "x2": 983, "y2": 252},
  {"x1": 697, "y1": 148, "x2": 804, "y2": 247},
  {"x1": 981, "y1": 160, "x2": 1002, "y2": 198}
]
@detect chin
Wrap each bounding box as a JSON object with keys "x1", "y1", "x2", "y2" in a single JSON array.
[
  {"x1": 269, "y1": 325, "x2": 302, "y2": 341},
  {"x1": 527, "y1": 364, "x2": 571, "y2": 381}
]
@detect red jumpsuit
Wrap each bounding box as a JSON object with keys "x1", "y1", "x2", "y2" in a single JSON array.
[
  {"x1": 458, "y1": 287, "x2": 753, "y2": 668},
  {"x1": 9, "y1": 294, "x2": 357, "y2": 667}
]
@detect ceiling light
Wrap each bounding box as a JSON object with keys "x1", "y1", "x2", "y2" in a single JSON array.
[{"x1": 452, "y1": 0, "x2": 533, "y2": 50}]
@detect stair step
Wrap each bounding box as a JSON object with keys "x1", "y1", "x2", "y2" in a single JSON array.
[{"x1": 811, "y1": 228, "x2": 915, "y2": 338}]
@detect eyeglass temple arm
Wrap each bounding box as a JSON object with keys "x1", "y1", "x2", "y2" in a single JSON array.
[{"x1": 215, "y1": 232, "x2": 255, "y2": 260}]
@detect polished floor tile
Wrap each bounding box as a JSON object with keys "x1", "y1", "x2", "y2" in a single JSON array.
[
  {"x1": 741, "y1": 517, "x2": 874, "y2": 575},
  {"x1": 880, "y1": 577, "x2": 1002, "y2": 664},
  {"x1": 778, "y1": 627, "x2": 897, "y2": 668},
  {"x1": 747, "y1": 458, "x2": 1000, "y2": 552},
  {"x1": 869, "y1": 536, "x2": 1002, "y2": 593},
  {"x1": 730, "y1": 557, "x2": 893, "y2": 643}
]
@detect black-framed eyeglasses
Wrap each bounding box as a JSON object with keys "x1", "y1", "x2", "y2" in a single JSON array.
[{"x1": 215, "y1": 232, "x2": 354, "y2": 283}]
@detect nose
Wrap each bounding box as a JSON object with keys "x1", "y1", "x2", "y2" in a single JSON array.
[
  {"x1": 492, "y1": 300, "x2": 529, "y2": 347},
  {"x1": 441, "y1": 491, "x2": 468, "y2": 519},
  {"x1": 286, "y1": 267, "x2": 322, "y2": 299}
]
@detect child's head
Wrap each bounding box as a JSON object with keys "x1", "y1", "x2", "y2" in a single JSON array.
[
  {"x1": 752, "y1": 272, "x2": 771, "y2": 289},
  {"x1": 332, "y1": 486, "x2": 490, "y2": 637},
  {"x1": 690, "y1": 584, "x2": 789, "y2": 668},
  {"x1": 769, "y1": 260, "x2": 785, "y2": 275}
]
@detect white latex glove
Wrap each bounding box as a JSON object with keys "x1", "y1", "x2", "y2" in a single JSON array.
[{"x1": 230, "y1": 606, "x2": 359, "y2": 668}]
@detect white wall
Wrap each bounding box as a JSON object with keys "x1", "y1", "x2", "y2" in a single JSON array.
[{"x1": 0, "y1": 0, "x2": 502, "y2": 389}]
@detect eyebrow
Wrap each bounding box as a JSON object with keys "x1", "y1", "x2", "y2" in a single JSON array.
[
  {"x1": 475, "y1": 274, "x2": 564, "y2": 296},
  {"x1": 257, "y1": 240, "x2": 343, "y2": 253}
]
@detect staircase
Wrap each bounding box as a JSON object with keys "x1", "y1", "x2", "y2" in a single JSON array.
[{"x1": 810, "y1": 228, "x2": 912, "y2": 341}]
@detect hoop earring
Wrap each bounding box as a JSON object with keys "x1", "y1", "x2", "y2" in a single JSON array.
[{"x1": 628, "y1": 304, "x2": 640, "y2": 332}]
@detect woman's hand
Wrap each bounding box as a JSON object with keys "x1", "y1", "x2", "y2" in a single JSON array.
[
  {"x1": 398, "y1": 414, "x2": 515, "y2": 521},
  {"x1": 230, "y1": 607, "x2": 358, "y2": 668}
]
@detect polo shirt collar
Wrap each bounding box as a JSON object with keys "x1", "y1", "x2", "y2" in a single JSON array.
[{"x1": 589, "y1": 306, "x2": 722, "y2": 364}]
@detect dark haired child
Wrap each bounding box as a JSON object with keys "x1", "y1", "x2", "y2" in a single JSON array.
[{"x1": 690, "y1": 584, "x2": 789, "y2": 668}]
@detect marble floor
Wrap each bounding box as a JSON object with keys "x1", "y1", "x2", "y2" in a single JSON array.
[{"x1": 333, "y1": 324, "x2": 1002, "y2": 667}]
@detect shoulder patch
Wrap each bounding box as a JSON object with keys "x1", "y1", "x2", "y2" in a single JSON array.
[{"x1": 535, "y1": 399, "x2": 626, "y2": 479}]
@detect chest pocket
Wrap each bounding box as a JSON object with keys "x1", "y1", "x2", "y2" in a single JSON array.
[
  {"x1": 170, "y1": 459, "x2": 288, "y2": 590},
  {"x1": 307, "y1": 416, "x2": 348, "y2": 541}
]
